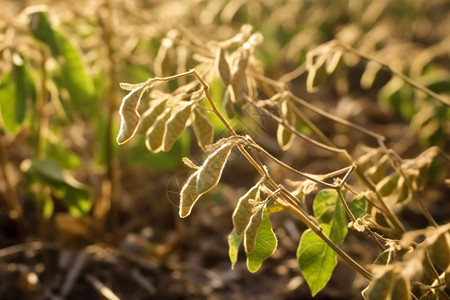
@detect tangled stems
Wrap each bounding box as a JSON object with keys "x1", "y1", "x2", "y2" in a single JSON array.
[{"x1": 166, "y1": 69, "x2": 374, "y2": 282}]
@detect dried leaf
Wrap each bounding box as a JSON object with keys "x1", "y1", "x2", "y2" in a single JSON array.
[
  {"x1": 117, "y1": 85, "x2": 147, "y2": 144},
  {"x1": 365, "y1": 154, "x2": 389, "y2": 184},
  {"x1": 233, "y1": 183, "x2": 260, "y2": 236},
  {"x1": 325, "y1": 49, "x2": 342, "y2": 74},
  {"x1": 362, "y1": 268, "x2": 411, "y2": 300},
  {"x1": 376, "y1": 172, "x2": 399, "y2": 197},
  {"x1": 429, "y1": 232, "x2": 450, "y2": 272},
  {"x1": 230, "y1": 50, "x2": 249, "y2": 102},
  {"x1": 276, "y1": 100, "x2": 295, "y2": 150},
  {"x1": 192, "y1": 108, "x2": 214, "y2": 150},
  {"x1": 396, "y1": 176, "x2": 410, "y2": 203},
  {"x1": 390, "y1": 276, "x2": 411, "y2": 300},
  {"x1": 361, "y1": 60, "x2": 382, "y2": 90},
  {"x1": 145, "y1": 107, "x2": 171, "y2": 152},
  {"x1": 120, "y1": 82, "x2": 146, "y2": 91},
  {"x1": 182, "y1": 157, "x2": 199, "y2": 169},
  {"x1": 215, "y1": 47, "x2": 231, "y2": 85},
  {"x1": 228, "y1": 229, "x2": 243, "y2": 269},
  {"x1": 162, "y1": 102, "x2": 192, "y2": 151},
  {"x1": 223, "y1": 87, "x2": 235, "y2": 118},
  {"x1": 306, "y1": 51, "x2": 327, "y2": 93},
  {"x1": 179, "y1": 143, "x2": 233, "y2": 217},
  {"x1": 137, "y1": 98, "x2": 168, "y2": 134},
  {"x1": 306, "y1": 62, "x2": 328, "y2": 93}
]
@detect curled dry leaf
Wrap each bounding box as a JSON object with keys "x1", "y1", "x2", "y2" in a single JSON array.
[
  {"x1": 192, "y1": 108, "x2": 214, "y2": 150},
  {"x1": 145, "y1": 107, "x2": 171, "y2": 152},
  {"x1": 364, "y1": 154, "x2": 389, "y2": 184},
  {"x1": 229, "y1": 49, "x2": 249, "y2": 102},
  {"x1": 325, "y1": 49, "x2": 342, "y2": 74},
  {"x1": 232, "y1": 183, "x2": 260, "y2": 236},
  {"x1": 119, "y1": 81, "x2": 146, "y2": 91},
  {"x1": 215, "y1": 47, "x2": 231, "y2": 85},
  {"x1": 162, "y1": 102, "x2": 192, "y2": 151},
  {"x1": 182, "y1": 157, "x2": 199, "y2": 169},
  {"x1": 276, "y1": 99, "x2": 295, "y2": 150},
  {"x1": 223, "y1": 87, "x2": 235, "y2": 118},
  {"x1": 362, "y1": 266, "x2": 411, "y2": 300},
  {"x1": 376, "y1": 172, "x2": 399, "y2": 197},
  {"x1": 179, "y1": 143, "x2": 234, "y2": 218},
  {"x1": 117, "y1": 85, "x2": 148, "y2": 145},
  {"x1": 361, "y1": 60, "x2": 382, "y2": 89},
  {"x1": 137, "y1": 97, "x2": 168, "y2": 134}
]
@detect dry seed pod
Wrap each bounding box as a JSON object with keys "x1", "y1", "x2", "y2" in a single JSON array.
[
  {"x1": 276, "y1": 100, "x2": 295, "y2": 150},
  {"x1": 117, "y1": 85, "x2": 147, "y2": 145},
  {"x1": 233, "y1": 183, "x2": 260, "y2": 236},
  {"x1": 162, "y1": 102, "x2": 192, "y2": 152},
  {"x1": 192, "y1": 108, "x2": 214, "y2": 150},
  {"x1": 180, "y1": 143, "x2": 233, "y2": 218},
  {"x1": 244, "y1": 207, "x2": 263, "y2": 253},
  {"x1": 145, "y1": 107, "x2": 171, "y2": 152},
  {"x1": 215, "y1": 47, "x2": 231, "y2": 85},
  {"x1": 137, "y1": 98, "x2": 168, "y2": 134}
]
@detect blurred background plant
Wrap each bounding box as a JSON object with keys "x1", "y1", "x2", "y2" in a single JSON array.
[{"x1": 0, "y1": 0, "x2": 448, "y2": 299}]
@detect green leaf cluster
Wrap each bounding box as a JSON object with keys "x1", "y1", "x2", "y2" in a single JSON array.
[{"x1": 297, "y1": 189, "x2": 348, "y2": 295}]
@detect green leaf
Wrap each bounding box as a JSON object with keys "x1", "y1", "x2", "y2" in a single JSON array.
[
  {"x1": 313, "y1": 189, "x2": 348, "y2": 244},
  {"x1": 28, "y1": 8, "x2": 60, "y2": 56},
  {"x1": 23, "y1": 158, "x2": 92, "y2": 217},
  {"x1": 228, "y1": 229, "x2": 243, "y2": 270},
  {"x1": 297, "y1": 227, "x2": 336, "y2": 296},
  {"x1": 246, "y1": 208, "x2": 277, "y2": 272},
  {"x1": 0, "y1": 59, "x2": 36, "y2": 133},
  {"x1": 28, "y1": 8, "x2": 95, "y2": 109},
  {"x1": 12, "y1": 56, "x2": 31, "y2": 124},
  {"x1": 46, "y1": 140, "x2": 82, "y2": 169},
  {"x1": 297, "y1": 189, "x2": 348, "y2": 295},
  {"x1": 349, "y1": 197, "x2": 366, "y2": 219},
  {"x1": 53, "y1": 30, "x2": 95, "y2": 107},
  {"x1": 0, "y1": 72, "x2": 20, "y2": 132}
]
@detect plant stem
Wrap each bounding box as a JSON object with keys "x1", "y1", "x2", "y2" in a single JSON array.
[
  {"x1": 0, "y1": 130, "x2": 24, "y2": 235},
  {"x1": 191, "y1": 70, "x2": 373, "y2": 282},
  {"x1": 244, "y1": 93, "x2": 406, "y2": 237},
  {"x1": 145, "y1": 69, "x2": 374, "y2": 281},
  {"x1": 102, "y1": 0, "x2": 119, "y2": 235},
  {"x1": 336, "y1": 41, "x2": 450, "y2": 107}
]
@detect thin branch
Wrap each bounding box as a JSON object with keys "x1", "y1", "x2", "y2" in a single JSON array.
[{"x1": 336, "y1": 41, "x2": 450, "y2": 107}]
